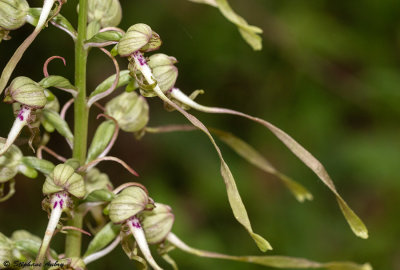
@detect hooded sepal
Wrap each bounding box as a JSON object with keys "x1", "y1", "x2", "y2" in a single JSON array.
[
  {"x1": 4, "y1": 76, "x2": 47, "y2": 109},
  {"x1": 0, "y1": 0, "x2": 29, "y2": 30},
  {"x1": 139, "y1": 203, "x2": 174, "y2": 245},
  {"x1": 147, "y1": 54, "x2": 178, "y2": 94},
  {"x1": 117, "y1": 24, "x2": 161, "y2": 57},
  {"x1": 43, "y1": 164, "x2": 86, "y2": 199},
  {"x1": 109, "y1": 186, "x2": 149, "y2": 224}
]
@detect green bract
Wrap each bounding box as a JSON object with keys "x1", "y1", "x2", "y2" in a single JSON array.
[
  {"x1": 117, "y1": 23, "x2": 161, "y2": 56},
  {"x1": 86, "y1": 120, "x2": 116, "y2": 163},
  {"x1": 148, "y1": 53, "x2": 178, "y2": 93},
  {"x1": 43, "y1": 164, "x2": 86, "y2": 198},
  {"x1": 0, "y1": 0, "x2": 29, "y2": 30},
  {"x1": 139, "y1": 203, "x2": 174, "y2": 245},
  {"x1": 0, "y1": 137, "x2": 22, "y2": 183},
  {"x1": 4, "y1": 76, "x2": 47, "y2": 109},
  {"x1": 109, "y1": 186, "x2": 149, "y2": 223},
  {"x1": 105, "y1": 91, "x2": 149, "y2": 132},
  {"x1": 87, "y1": 0, "x2": 122, "y2": 27}
]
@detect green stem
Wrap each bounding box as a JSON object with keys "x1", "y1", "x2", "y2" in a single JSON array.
[{"x1": 65, "y1": 0, "x2": 89, "y2": 258}]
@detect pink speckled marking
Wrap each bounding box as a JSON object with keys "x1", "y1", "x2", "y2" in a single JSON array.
[
  {"x1": 134, "y1": 52, "x2": 146, "y2": 66},
  {"x1": 53, "y1": 201, "x2": 58, "y2": 209},
  {"x1": 130, "y1": 217, "x2": 141, "y2": 228},
  {"x1": 17, "y1": 109, "x2": 25, "y2": 121}
]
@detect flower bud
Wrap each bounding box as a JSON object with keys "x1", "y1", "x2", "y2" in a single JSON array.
[
  {"x1": 105, "y1": 91, "x2": 149, "y2": 132},
  {"x1": 109, "y1": 186, "x2": 149, "y2": 223},
  {"x1": 0, "y1": 0, "x2": 29, "y2": 30},
  {"x1": 148, "y1": 53, "x2": 178, "y2": 93},
  {"x1": 117, "y1": 23, "x2": 161, "y2": 57},
  {"x1": 87, "y1": 0, "x2": 122, "y2": 27},
  {"x1": 139, "y1": 203, "x2": 174, "y2": 245},
  {"x1": 0, "y1": 137, "x2": 22, "y2": 183},
  {"x1": 4, "y1": 76, "x2": 47, "y2": 109},
  {"x1": 43, "y1": 164, "x2": 86, "y2": 199},
  {"x1": 21, "y1": 156, "x2": 55, "y2": 176},
  {"x1": 85, "y1": 168, "x2": 113, "y2": 194},
  {"x1": 64, "y1": 158, "x2": 81, "y2": 170}
]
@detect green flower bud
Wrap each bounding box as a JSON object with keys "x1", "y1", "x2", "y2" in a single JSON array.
[
  {"x1": 139, "y1": 203, "x2": 175, "y2": 245},
  {"x1": 43, "y1": 164, "x2": 86, "y2": 199},
  {"x1": 148, "y1": 53, "x2": 178, "y2": 93},
  {"x1": 87, "y1": 0, "x2": 122, "y2": 27},
  {"x1": 21, "y1": 156, "x2": 55, "y2": 175},
  {"x1": 117, "y1": 23, "x2": 161, "y2": 57},
  {"x1": 64, "y1": 158, "x2": 81, "y2": 170},
  {"x1": 0, "y1": 137, "x2": 22, "y2": 183},
  {"x1": 0, "y1": 232, "x2": 13, "y2": 264},
  {"x1": 105, "y1": 91, "x2": 149, "y2": 132},
  {"x1": 109, "y1": 186, "x2": 149, "y2": 223},
  {"x1": 85, "y1": 168, "x2": 113, "y2": 194},
  {"x1": 0, "y1": 0, "x2": 29, "y2": 30},
  {"x1": 4, "y1": 76, "x2": 47, "y2": 109}
]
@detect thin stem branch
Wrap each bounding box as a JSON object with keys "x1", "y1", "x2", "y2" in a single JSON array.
[
  {"x1": 37, "y1": 145, "x2": 67, "y2": 162},
  {"x1": 43, "y1": 56, "x2": 66, "y2": 77},
  {"x1": 78, "y1": 156, "x2": 139, "y2": 177},
  {"x1": 60, "y1": 98, "x2": 74, "y2": 120}
]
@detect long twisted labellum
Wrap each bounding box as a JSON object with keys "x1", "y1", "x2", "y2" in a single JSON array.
[
  {"x1": 133, "y1": 52, "x2": 272, "y2": 252},
  {"x1": 170, "y1": 88, "x2": 368, "y2": 239}
]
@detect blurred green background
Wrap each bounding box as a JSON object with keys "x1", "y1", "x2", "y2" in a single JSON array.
[{"x1": 1, "y1": 0, "x2": 399, "y2": 269}]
